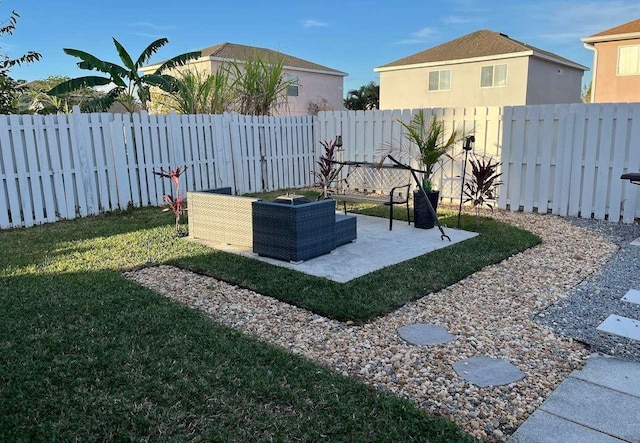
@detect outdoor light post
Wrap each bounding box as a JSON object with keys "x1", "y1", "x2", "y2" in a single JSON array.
[
  {"x1": 457, "y1": 135, "x2": 475, "y2": 228},
  {"x1": 335, "y1": 135, "x2": 344, "y2": 192}
]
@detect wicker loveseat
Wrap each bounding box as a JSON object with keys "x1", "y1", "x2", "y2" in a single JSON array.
[
  {"x1": 188, "y1": 189, "x2": 261, "y2": 248},
  {"x1": 252, "y1": 199, "x2": 356, "y2": 262}
]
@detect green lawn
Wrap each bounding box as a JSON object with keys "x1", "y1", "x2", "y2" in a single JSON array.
[{"x1": 0, "y1": 207, "x2": 478, "y2": 442}]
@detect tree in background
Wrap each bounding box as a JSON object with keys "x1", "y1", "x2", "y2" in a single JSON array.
[
  {"x1": 0, "y1": 4, "x2": 42, "y2": 114},
  {"x1": 344, "y1": 81, "x2": 379, "y2": 110},
  {"x1": 16, "y1": 75, "x2": 110, "y2": 114},
  {"x1": 49, "y1": 38, "x2": 201, "y2": 113},
  {"x1": 581, "y1": 81, "x2": 592, "y2": 104},
  {"x1": 224, "y1": 51, "x2": 297, "y2": 116}
]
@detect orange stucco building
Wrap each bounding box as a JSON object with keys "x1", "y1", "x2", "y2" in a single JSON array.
[{"x1": 583, "y1": 18, "x2": 640, "y2": 103}]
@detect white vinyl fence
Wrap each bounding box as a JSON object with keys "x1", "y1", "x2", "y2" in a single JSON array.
[
  {"x1": 0, "y1": 109, "x2": 316, "y2": 228},
  {"x1": 499, "y1": 103, "x2": 640, "y2": 222},
  {"x1": 317, "y1": 107, "x2": 503, "y2": 200},
  {"x1": 4, "y1": 103, "x2": 640, "y2": 229},
  {"x1": 319, "y1": 104, "x2": 640, "y2": 223}
]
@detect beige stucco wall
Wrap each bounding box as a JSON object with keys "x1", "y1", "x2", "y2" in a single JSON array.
[
  {"x1": 525, "y1": 58, "x2": 584, "y2": 104},
  {"x1": 378, "y1": 56, "x2": 530, "y2": 109},
  {"x1": 275, "y1": 69, "x2": 345, "y2": 116},
  {"x1": 592, "y1": 39, "x2": 640, "y2": 103}
]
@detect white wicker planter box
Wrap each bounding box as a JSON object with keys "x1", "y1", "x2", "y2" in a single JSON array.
[{"x1": 188, "y1": 191, "x2": 261, "y2": 248}]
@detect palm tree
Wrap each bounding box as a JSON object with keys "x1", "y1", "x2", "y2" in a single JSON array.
[
  {"x1": 344, "y1": 82, "x2": 379, "y2": 110},
  {"x1": 48, "y1": 38, "x2": 201, "y2": 113}
]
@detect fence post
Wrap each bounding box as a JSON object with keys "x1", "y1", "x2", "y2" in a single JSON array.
[{"x1": 70, "y1": 106, "x2": 98, "y2": 215}]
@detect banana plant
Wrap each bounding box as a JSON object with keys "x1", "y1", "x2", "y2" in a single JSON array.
[{"x1": 48, "y1": 38, "x2": 201, "y2": 113}]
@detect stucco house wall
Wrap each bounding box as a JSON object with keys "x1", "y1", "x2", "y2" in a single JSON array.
[
  {"x1": 525, "y1": 57, "x2": 584, "y2": 104},
  {"x1": 375, "y1": 30, "x2": 586, "y2": 110},
  {"x1": 378, "y1": 56, "x2": 530, "y2": 109},
  {"x1": 589, "y1": 38, "x2": 640, "y2": 103}
]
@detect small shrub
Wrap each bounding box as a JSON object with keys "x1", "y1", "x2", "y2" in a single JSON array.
[
  {"x1": 153, "y1": 166, "x2": 188, "y2": 234},
  {"x1": 312, "y1": 138, "x2": 341, "y2": 199},
  {"x1": 463, "y1": 155, "x2": 502, "y2": 218}
]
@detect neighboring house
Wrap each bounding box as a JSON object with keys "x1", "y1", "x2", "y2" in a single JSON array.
[
  {"x1": 582, "y1": 18, "x2": 640, "y2": 103},
  {"x1": 141, "y1": 42, "x2": 347, "y2": 116},
  {"x1": 374, "y1": 30, "x2": 587, "y2": 110}
]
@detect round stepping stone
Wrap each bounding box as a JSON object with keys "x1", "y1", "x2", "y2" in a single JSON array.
[
  {"x1": 453, "y1": 356, "x2": 525, "y2": 387},
  {"x1": 397, "y1": 323, "x2": 455, "y2": 346}
]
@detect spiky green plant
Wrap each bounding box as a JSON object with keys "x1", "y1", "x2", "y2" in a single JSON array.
[
  {"x1": 158, "y1": 67, "x2": 233, "y2": 114},
  {"x1": 224, "y1": 51, "x2": 297, "y2": 116},
  {"x1": 381, "y1": 110, "x2": 463, "y2": 191},
  {"x1": 48, "y1": 38, "x2": 201, "y2": 113}
]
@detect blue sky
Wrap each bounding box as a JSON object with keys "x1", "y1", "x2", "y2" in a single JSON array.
[{"x1": 5, "y1": 0, "x2": 640, "y2": 94}]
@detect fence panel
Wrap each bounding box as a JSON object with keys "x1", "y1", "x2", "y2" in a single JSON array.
[{"x1": 7, "y1": 104, "x2": 640, "y2": 229}]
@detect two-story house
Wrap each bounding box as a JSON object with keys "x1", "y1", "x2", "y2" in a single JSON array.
[
  {"x1": 582, "y1": 18, "x2": 640, "y2": 103},
  {"x1": 374, "y1": 30, "x2": 587, "y2": 110},
  {"x1": 141, "y1": 42, "x2": 347, "y2": 116}
]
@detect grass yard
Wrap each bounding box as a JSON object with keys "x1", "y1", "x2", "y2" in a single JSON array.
[
  {"x1": 0, "y1": 207, "x2": 478, "y2": 442},
  {"x1": 0, "y1": 192, "x2": 540, "y2": 441}
]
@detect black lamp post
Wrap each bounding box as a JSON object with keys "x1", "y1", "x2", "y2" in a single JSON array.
[{"x1": 457, "y1": 135, "x2": 475, "y2": 228}]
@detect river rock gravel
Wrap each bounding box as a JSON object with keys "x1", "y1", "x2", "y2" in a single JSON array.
[
  {"x1": 124, "y1": 210, "x2": 617, "y2": 442},
  {"x1": 538, "y1": 216, "x2": 640, "y2": 362}
]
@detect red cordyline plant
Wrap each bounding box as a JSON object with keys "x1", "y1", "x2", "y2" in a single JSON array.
[
  {"x1": 153, "y1": 165, "x2": 188, "y2": 233},
  {"x1": 312, "y1": 138, "x2": 341, "y2": 199},
  {"x1": 463, "y1": 155, "x2": 502, "y2": 219}
]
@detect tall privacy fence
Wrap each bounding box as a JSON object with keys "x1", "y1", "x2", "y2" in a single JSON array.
[
  {"x1": 0, "y1": 109, "x2": 316, "y2": 228},
  {"x1": 318, "y1": 103, "x2": 640, "y2": 223},
  {"x1": 3, "y1": 103, "x2": 640, "y2": 229}
]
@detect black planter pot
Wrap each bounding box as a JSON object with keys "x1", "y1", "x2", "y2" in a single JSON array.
[{"x1": 414, "y1": 190, "x2": 439, "y2": 229}]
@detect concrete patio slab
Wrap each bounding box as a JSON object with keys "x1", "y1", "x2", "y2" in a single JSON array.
[
  {"x1": 397, "y1": 323, "x2": 455, "y2": 346},
  {"x1": 537, "y1": 377, "x2": 640, "y2": 442},
  {"x1": 193, "y1": 212, "x2": 477, "y2": 283},
  {"x1": 510, "y1": 410, "x2": 625, "y2": 443},
  {"x1": 597, "y1": 314, "x2": 640, "y2": 341},
  {"x1": 571, "y1": 354, "x2": 640, "y2": 398},
  {"x1": 452, "y1": 356, "x2": 525, "y2": 387}
]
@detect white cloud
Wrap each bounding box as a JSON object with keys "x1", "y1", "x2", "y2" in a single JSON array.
[
  {"x1": 395, "y1": 27, "x2": 439, "y2": 45},
  {"x1": 516, "y1": 1, "x2": 640, "y2": 42},
  {"x1": 443, "y1": 15, "x2": 473, "y2": 25},
  {"x1": 128, "y1": 22, "x2": 176, "y2": 32},
  {"x1": 302, "y1": 19, "x2": 328, "y2": 28}
]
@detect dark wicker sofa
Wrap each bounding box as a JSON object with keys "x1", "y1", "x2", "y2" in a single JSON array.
[{"x1": 252, "y1": 199, "x2": 356, "y2": 262}]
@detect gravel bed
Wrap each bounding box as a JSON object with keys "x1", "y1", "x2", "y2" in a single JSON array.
[
  {"x1": 124, "y1": 210, "x2": 617, "y2": 442},
  {"x1": 538, "y1": 217, "x2": 640, "y2": 362}
]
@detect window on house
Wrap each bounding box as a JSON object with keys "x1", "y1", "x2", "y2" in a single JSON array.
[
  {"x1": 480, "y1": 64, "x2": 508, "y2": 87},
  {"x1": 618, "y1": 45, "x2": 640, "y2": 75},
  {"x1": 428, "y1": 70, "x2": 451, "y2": 91},
  {"x1": 286, "y1": 74, "x2": 299, "y2": 96}
]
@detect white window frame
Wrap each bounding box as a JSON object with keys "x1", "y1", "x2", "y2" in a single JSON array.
[
  {"x1": 480, "y1": 64, "x2": 508, "y2": 88},
  {"x1": 617, "y1": 44, "x2": 640, "y2": 76},
  {"x1": 286, "y1": 74, "x2": 299, "y2": 97},
  {"x1": 427, "y1": 69, "x2": 451, "y2": 92}
]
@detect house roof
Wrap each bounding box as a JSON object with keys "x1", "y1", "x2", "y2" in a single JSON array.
[
  {"x1": 376, "y1": 30, "x2": 586, "y2": 71},
  {"x1": 582, "y1": 18, "x2": 640, "y2": 44},
  {"x1": 144, "y1": 42, "x2": 347, "y2": 76}
]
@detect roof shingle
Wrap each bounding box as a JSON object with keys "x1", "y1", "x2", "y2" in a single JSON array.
[
  {"x1": 377, "y1": 30, "x2": 582, "y2": 69},
  {"x1": 588, "y1": 18, "x2": 640, "y2": 38},
  {"x1": 197, "y1": 42, "x2": 345, "y2": 75}
]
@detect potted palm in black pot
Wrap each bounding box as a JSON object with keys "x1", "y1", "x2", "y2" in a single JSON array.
[{"x1": 391, "y1": 110, "x2": 461, "y2": 228}]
